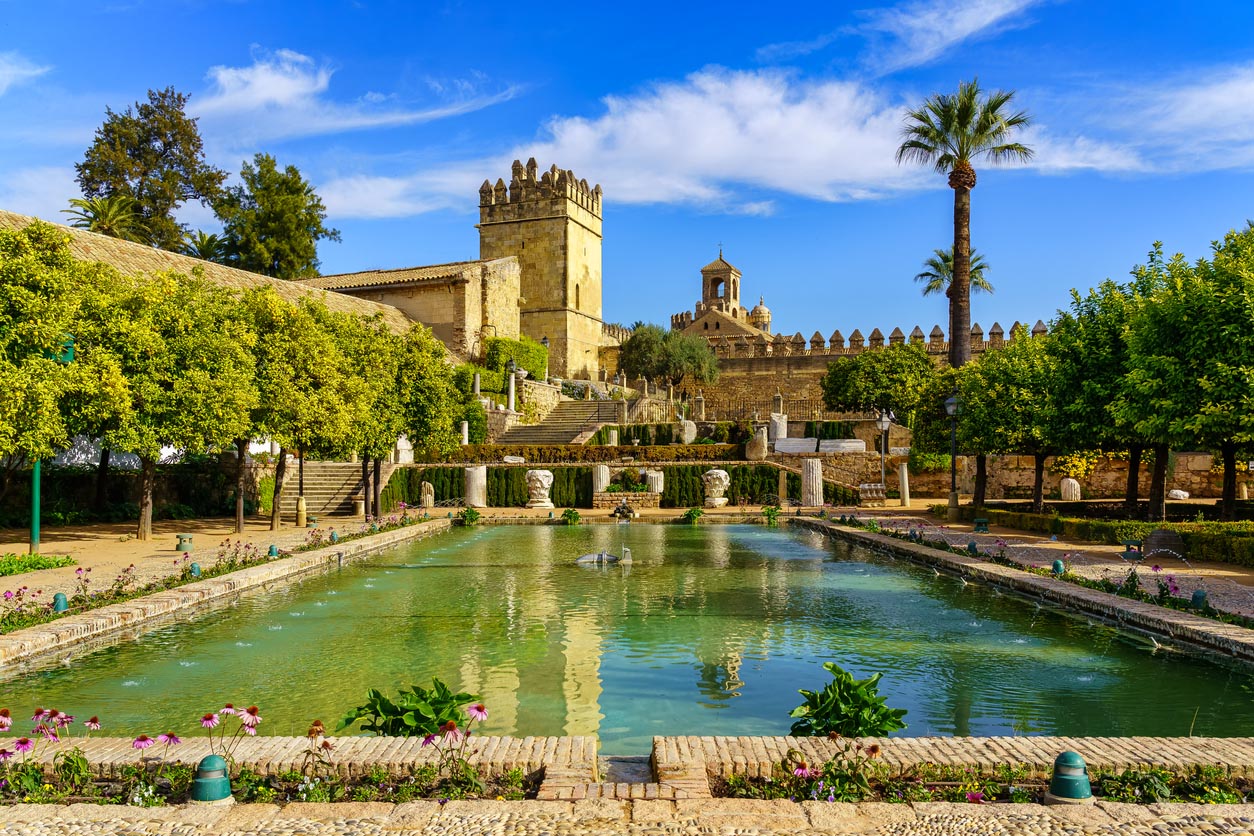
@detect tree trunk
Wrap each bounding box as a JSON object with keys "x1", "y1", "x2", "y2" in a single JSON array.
[
  {"x1": 1148, "y1": 444, "x2": 1168, "y2": 522},
  {"x1": 1221, "y1": 439, "x2": 1237, "y2": 521},
  {"x1": 298, "y1": 447, "x2": 305, "y2": 498},
  {"x1": 950, "y1": 184, "x2": 973, "y2": 368},
  {"x1": 1032, "y1": 453, "x2": 1046, "y2": 513},
  {"x1": 973, "y1": 454, "x2": 987, "y2": 507},
  {"x1": 137, "y1": 457, "x2": 156, "y2": 541},
  {"x1": 94, "y1": 448, "x2": 111, "y2": 511},
  {"x1": 361, "y1": 458, "x2": 370, "y2": 519},
  {"x1": 373, "y1": 458, "x2": 383, "y2": 517},
  {"x1": 1123, "y1": 444, "x2": 1143, "y2": 515},
  {"x1": 235, "y1": 439, "x2": 248, "y2": 534},
  {"x1": 270, "y1": 448, "x2": 288, "y2": 531}
]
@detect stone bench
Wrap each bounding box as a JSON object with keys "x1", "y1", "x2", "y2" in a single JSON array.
[
  {"x1": 818, "y1": 438, "x2": 866, "y2": 453},
  {"x1": 858, "y1": 483, "x2": 886, "y2": 506},
  {"x1": 774, "y1": 438, "x2": 818, "y2": 454}
]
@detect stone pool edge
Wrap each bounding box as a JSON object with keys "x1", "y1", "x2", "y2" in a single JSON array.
[
  {"x1": 0, "y1": 519, "x2": 452, "y2": 669},
  {"x1": 797, "y1": 518, "x2": 1254, "y2": 664}
]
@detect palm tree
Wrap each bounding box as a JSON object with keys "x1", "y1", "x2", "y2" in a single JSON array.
[
  {"x1": 183, "y1": 230, "x2": 227, "y2": 263},
  {"x1": 61, "y1": 195, "x2": 148, "y2": 243},
  {"x1": 896, "y1": 79, "x2": 1032, "y2": 367},
  {"x1": 914, "y1": 247, "x2": 994, "y2": 296}
]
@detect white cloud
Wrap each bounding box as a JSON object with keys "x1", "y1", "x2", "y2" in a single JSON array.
[
  {"x1": 1020, "y1": 127, "x2": 1144, "y2": 173},
  {"x1": 0, "y1": 166, "x2": 79, "y2": 221},
  {"x1": 0, "y1": 52, "x2": 50, "y2": 96},
  {"x1": 858, "y1": 0, "x2": 1043, "y2": 73},
  {"x1": 192, "y1": 48, "x2": 520, "y2": 145},
  {"x1": 1131, "y1": 62, "x2": 1254, "y2": 169}
]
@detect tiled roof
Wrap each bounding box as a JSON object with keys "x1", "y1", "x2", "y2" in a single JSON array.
[
  {"x1": 701, "y1": 253, "x2": 739, "y2": 273},
  {"x1": 0, "y1": 209, "x2": 413, "y2": 333},
  {"x1": 299, "y1": 259, "x2": 500, "y2": 290}
]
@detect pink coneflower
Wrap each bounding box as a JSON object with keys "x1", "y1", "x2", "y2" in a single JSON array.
[
  {"x1": 200, "y1": 713, "x2": 219, "y2": 729},
  {"x1": 132, "y1": 735, "x2": 154, "y2": 750},
  {"x1": 157, "y1": 732, "x2": 181, "y2": 746},
  {"x1": 13, "y1": 738, "x2": 33, "y2": 753},
  {"x1": 84, "y1": 717, "x2": 101, "y2": 731},
  {"x1": 31, "y1": 708, "x2": 46, "y2": 722},
  {"x1": 466, "y1": 703, "x2": 488, "y2": 722},
  {"x1": 35, "y1": 724, "x2": 58, "y2": 742},
  {"x1": 792, "y1": 761, "x2": 818, "y2": 778},
  {"x1": 240, "y1": 706, "x2": 262, "y2": 727},
  {"x1": 55, "y1": 713, "x2": 74, "y2": 728},
  {"x1": 966, "y1": 791, "x2": 984, "y2": 804},
  {"x1": 0, "y1": 748, "x2": 11, "y2": 762},
  {"x1": 422, "y1": 734, "x2": 437, "y2": 747},
  {"x1": 220, "y1": 704, "x2": 237, "y2": 716},
  {"x1": 0, "y1": 708, "x2": 11, "y2": 731},
  {"x1": 243, "y1": 725, "x2": 257, "y2": 736},
  {"x1": 439, "y1": 720, "x2": 463, "y2": 742}
]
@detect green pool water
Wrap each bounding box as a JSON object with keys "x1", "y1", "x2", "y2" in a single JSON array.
[{"x1": 6, "y1": 524, "x2": 1254, "y2": 754}]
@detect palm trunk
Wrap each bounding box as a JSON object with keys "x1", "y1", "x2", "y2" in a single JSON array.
[
  {"x1": 94, "y1": 448, "x2": 111, "y2": 511},
  {"x1": 137, "y1": 457, "x2": 156, "y2": 541},
  {"x1": 373, "y1": 458, "x2": 383, "y2": 516},
  {"x1": 1221, "y1": 440, "x2": 1237, "y2": 521},
  {"x1": 1123, "y1": 445, "x2": 1143, "y2": 515},
  {"x1": 1031, "y1": 453, "x2": 1046, "y2": 513},
  {"x1": 270, "y1": 448, "x2": 288, "y2": 531},
  {"x1": 973, "y1": 454, "x2": 987, "y2": 507},
  {"x1": 234, "y1": 439, "x2": 248, "y2": 534},
  {"x1": 1148, "y1": 444, "x2": 1168, "y2": 522},
  {"x1": 950, "y1": 184, "x2": 973, "y2": 367}
]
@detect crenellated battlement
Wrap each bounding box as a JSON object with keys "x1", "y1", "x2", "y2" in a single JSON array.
[
  {"x1": 479, "y1": 157, "x2": 603, "y2": 220},
  {"x1": 703, "y1": 319, "x2": 1047, "y2": 364}
]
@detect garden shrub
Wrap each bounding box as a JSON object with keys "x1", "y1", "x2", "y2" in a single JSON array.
[
  {"x1": 908, "y1": 450, "x2": 950, "y2": 473},
  {"x1": 789, "y1": 661, "x2": 908, "y2": 737},
  {"x1": 484, "y1": 336, "x2": 548, "y2": 381},
  {"x1": 426, "y1": 443, "x2": 741, "y2": 464},
  {"x1": 804, "y1": 421, "x2": 855, "y2": 440},
  {"x1": 452, "y1": 364, "x2": 505, "y2": 394}
]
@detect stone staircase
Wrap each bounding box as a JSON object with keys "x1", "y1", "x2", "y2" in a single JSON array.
[
  {"x1": 278, "y1": 460, "x2": 396, "y2": 518},
  {"x1": 496, "y1": 401, "x2": 616, "y2": 445}
]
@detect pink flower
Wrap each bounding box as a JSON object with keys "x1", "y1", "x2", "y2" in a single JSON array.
[
  {"x1": 13, "y1": 738, "x2": 33, "y2": 753},
  {"x1": 422, "y1": 734, "x2": 437, "y2": 747},
  {"x1": 132, "y1": 734, "x2": 154, "y2": 750},
  {"x1": 0, "y1": 708, "x2": 10, "y2": 731},
  {"x1": 84, "y1": 717, "x2": 101, "y2": 731},
  {"x1": 220, "y1": 704, "x2": 237, "y2": 716},
  {"x1": 466, "y1": 703, "x2": 488, "y2": 722},
  {"x1": 240, "y1": 706, "x2": 262, "y2": 727},
  {"x1": 792, "y1": 761, "x2": 818, "y2": 778},
  {"x1": 243, "y1": 725, "x2": 257, "y2": 736},
  {"x1": 439, "y1": 720, "x2": 463, "y2": 742},
  {"x1": 35, "y1": 724, "x2": 58, "y2": 742},
  {"x1": 201, "y1": 713, "x2": 219, "y2": 729},
  {"x1": 157, "y1": 732, "x2": 181, "y2": 746},
  {"x1": 966, "y1": 791, "x2": 984, "y2": 803},
  {"x1": 0, "y1": 749, "x2": 11, "y2": 762},
  {"x1": 56, "y1": 713, "x2": 74, "y2": 728},
  {"x1": 31, "y1": 708, "x2": 46, "y2": 722}
]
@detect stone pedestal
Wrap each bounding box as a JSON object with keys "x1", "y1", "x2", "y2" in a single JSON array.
[
  {"x1": 772, "y1": 392, "x2": 784, "y2": 414},
  {"x1": 1060, "y1": 477, "x2": 1081, "y2": 502},
  {"x1": 525, "y1": 469, "x2": 555, "y2": 509},
  {"x1": 1243, "y1": 483, "x2": 1250, "y2": 501},
  {"x1": 592, "y1": 465, "x2": 611, "y2": 493},
  {"x1": 678, "y1": 420, "x2": 697, "y2": 444},
  {"x1": 746, "y1": 428, "x2": 768, "y2": 461},
  {"x1": 420, "y1": 481, "x2": 435, "y2": 510},
  {"x1": 606, "y1": 428, "x2": 619, "y2": 446},
  {"x1": 702, "y1": 469, "x2": 730, "y2": 508},
  {"x1": 507, "y1": 374, "x2": 516, "y2": 412},
  {"x1": 616, "y1": 400, "x2": 628, "y2": 424},
  {"x1": 768, "y1": 413, "x2": 787, "y2": 442},
  {"x1": 694, "y1": 391, "x2": 705, "y2": 421},
  {"x1": 472, "y1": 373, "x2": 481, "y2": 395},
  {"x1": 898, "y1": 463, "x2": 911, "y2": 507},
  {"x1": 460, "y1": 421, "x2": 469, "y2": 445},
  {"x1": 801, "y1": 459, "x2": 823, "y2": 507},
  {"x1": 645, "y1": 470, "x2": 664, "y2": 494},
  {"x1": 295, "y1": 496, "x2": 307, "y2": 528},
  {"x1": 465, "y1": 466, "x2": 487, "y2": 508}
]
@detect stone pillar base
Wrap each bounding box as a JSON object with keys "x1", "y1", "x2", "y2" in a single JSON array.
[
  {"x1": 704, "y1": 497, "x2": 728, "y2": 508},
  {"x1": 527, "y1": 500, "x2": 555, "y2": 509}
]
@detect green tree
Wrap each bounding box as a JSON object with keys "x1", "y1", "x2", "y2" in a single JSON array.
[
  {"x1": 896, "y1": 79, "x2": 1033, "y2": 367},
  {"x1": 183, "y1": 230, "x2": 228, "y2": 263},
  {"x1": 956, "y1": 327, "x2": 1059, "y2": 512},
  {"x1": 618, "y1": 323, "x2": 666, "y2": 383},
  {"x1": 618, "y1": 323, "x2": 719, "y2": 387},
  {"x1": 396, "y1": 324, "x2": 460, "y2": 459},
  {"x1": 914, "y1": 247, "x2": 993, "y2": 296},
  {"x1": 219, "y1": 153, "x2": 341, "y2": 279},
  {"x1": 61, "y1": 196, "x2": 149, "y2": 243},
  {"x1": 75, "y1": 87, "x2": 226, "y2": 251},
  {"x1": 820, "y1": 342, "x2": 937, "y2": 425}
]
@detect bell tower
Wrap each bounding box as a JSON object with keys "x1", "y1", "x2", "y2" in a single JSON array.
[{"x1": 477, "y1": 158, "x2": 603, "y2": 378}]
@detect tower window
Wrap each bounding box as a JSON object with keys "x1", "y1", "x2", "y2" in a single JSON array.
[
  {"x1": 703, "y1": 322, "x2": 708, "y2": 330},
  {"x1": 575, "y1": 284, "x2": 581, "y2": 309},
  {"x1": 715, "y1": 322, "x2": 720, "y2": 330}
]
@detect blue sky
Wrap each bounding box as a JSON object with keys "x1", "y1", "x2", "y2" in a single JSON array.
[{"x1": 2, "y1": 0, "x2": 1253, "y2": 339}]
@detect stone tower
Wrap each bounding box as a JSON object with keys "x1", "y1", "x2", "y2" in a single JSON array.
[
  {"x1": 477, "y1": 158, "x2": 603, "y2": 379},
  {"x1": 700, "y1": 251, "x2": 741, "y2": 316}
]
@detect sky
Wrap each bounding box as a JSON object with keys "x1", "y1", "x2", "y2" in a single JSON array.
[{"x1": 2, "y1": 0, "x2": 1253, "y2": 340}]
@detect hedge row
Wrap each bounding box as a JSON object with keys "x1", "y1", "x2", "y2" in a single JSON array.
[
  {"x1": 452, "y1": 364, "x2": 506, "y2": 395},
  {"x1": 588, "y1": 422, "x2": 754, "y2": 446},
  {"x1": 484, "y1": 336, "x2": 548, "y2": 381},
  {"x1": 803, "y1": 421, "x2": 855, "y2": 440},
  {"x1": 951, "y1": 506, "x2": 1254, "y2": 568},
  {"x1": 423, "y1": 444, "x2": 742, "y2": 464}
]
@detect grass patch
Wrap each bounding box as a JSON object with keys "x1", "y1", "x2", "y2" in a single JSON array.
[{"x1": 0, "y1": 552, "x2": 75, "y2": 577}]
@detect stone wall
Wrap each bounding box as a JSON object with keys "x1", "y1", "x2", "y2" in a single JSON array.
[
  {"x1": 519, "y1": 379, "x2": 563, "y2": 424},
  {"x1": 592, "y1": 491, "x2": 660, "y2": 509}
]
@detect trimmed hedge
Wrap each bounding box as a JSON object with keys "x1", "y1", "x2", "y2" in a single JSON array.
[
  {"x1": 425, "y1": 444, "x2": 742, "y2": 464},
  {"x1": 452, "y1": 364, "x2": 505, "y2": 394},
  {"x1": 949, "y1": 506, "x2": 1254, "y2": 568},
  {"x1": 803, "y1": 421, "x2": 855, "y2": 440},
  {"x1": 485, "y1": 336, "x2": 548, "y2": 381}
]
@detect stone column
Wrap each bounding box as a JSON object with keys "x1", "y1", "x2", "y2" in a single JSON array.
[
  {"x1": 778, "y1": 469, "x2": 788, "y2": 504},
  {"x1": 616, "y1": 400, "x2": 628, "y2": 424},
  {"x1": 472, "y1": 373, "x2": 481, "y2": 395},
  {"x1": 460, "y1": 421, "x2": 469, "y2": 445},
  {"x1": 1060, "y1": 477, "x2": 1081, "y2": 502},
  {"x1": 465, "y1": 466, "x2": 487, "y2": 508},
  {"x1": 666, "y1": 383, "x2": 675, "y2": 402},
  {"x1": 768, "y1": 413, "x2": 788, "y2": 442},
  {"x1": 507, "y1": 373, "x2": 517, "y2": 412},
  {"x1": 694, "y1": 390, "x2": 705, "y2": 421},
  {"x1": 772, "y1": 392, "x2": 784, "y2": 414},
  {"x1": 592, "y1": 464, "x2": 611, "y2": 493},
  {"x1": 420, "y1": 481, "x2": 435, "y2": 510},
  {"x1": 606, "y1": 428, "x2": 619, "y2": 446},
  {"x1": 645, "y1": 470, "x2": 664, "y2": 494},
  {"x1": 801, "y1": 459, "x2": 823, "y2": 507},
  {"x1": 525, "y1": 469, "x2": 555, "y2": 509},
  {"x1": 897, "y1": 463, "x2": 910, "y2": 507}
]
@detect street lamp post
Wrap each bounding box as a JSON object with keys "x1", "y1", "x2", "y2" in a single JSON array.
[
  {"x1": 540, "y1": 336, "x2": 550, "y2": 382},
  {"x1": 945, "y1": 390, "x2": 959, "y2": 522},
  {"x1": 32, "y1": 336, "x2": 75, "y2": 555},
  {"x1": 875, "y1": 410, "x2": 892, "y2": 487}
]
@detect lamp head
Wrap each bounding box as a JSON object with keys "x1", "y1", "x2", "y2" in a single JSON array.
[{"x1": 944, "y1": 395, "x2": 958, "y2": 417}]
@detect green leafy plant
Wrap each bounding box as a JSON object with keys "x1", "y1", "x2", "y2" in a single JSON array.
[
  {"x1": 789, "y1": 662, "x2": 908, "y2": 737},
  {"x1": 1094, "y1": 767, "x2": 1173, "y2": 803},
  {"x1": 560, "y1": 508, "x2": 581, "y2": 526},
  {"x1": 681, "y1": 507, "x2": 704, "y2": 524},
  {"x1": 762, "y1": 504, "x2": 780, "y2": 527},
  {"x1": 457, "y1": 507, "x2": 481, "y2": 526},
  {"x1": 338, "y1": 678, "x2": 480, "y2": 738}
]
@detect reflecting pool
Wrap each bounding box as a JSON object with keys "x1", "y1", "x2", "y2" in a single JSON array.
[{"x1": 7, "y1": 524, "x2": 1253, "y2": 753}]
